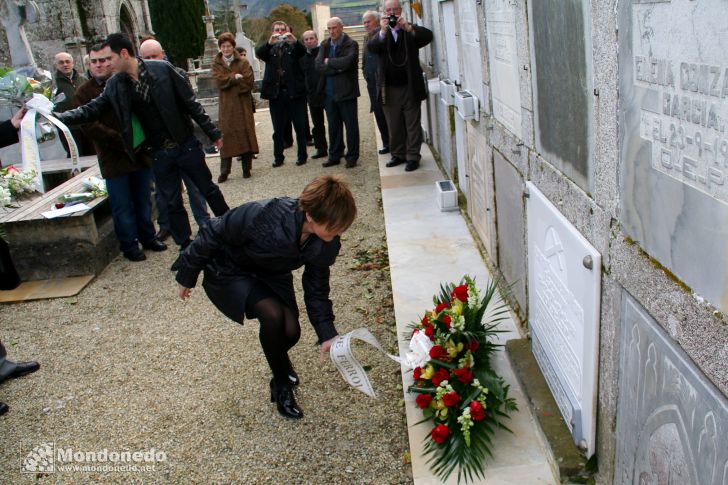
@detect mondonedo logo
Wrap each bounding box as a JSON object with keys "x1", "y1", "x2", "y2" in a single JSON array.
[{"x1": 22, "y1": 442, "x2": 167, "y2": 474}]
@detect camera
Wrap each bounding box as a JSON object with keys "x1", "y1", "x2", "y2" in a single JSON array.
[
  {"x1": 276, "y1": 34, "x2": 287, "y2": 41},
  {"x1": 388, "y1": 14, "x2": 398, "y2": 26}
]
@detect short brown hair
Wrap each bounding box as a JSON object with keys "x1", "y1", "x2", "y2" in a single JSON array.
[
  {"x1": 298, "y1": 175, "x2": 357, "y2": 232},
  {"x1": 218, "y1": 32, "x2": 236, "y2": 47}
]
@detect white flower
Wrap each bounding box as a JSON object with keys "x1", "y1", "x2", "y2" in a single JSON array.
[
  {"x1": 404, "y1": 331, "x2": 434, "y2": 369},
  {"x1": 0, "y1": 186, "x2": 12, "y2": 207}
]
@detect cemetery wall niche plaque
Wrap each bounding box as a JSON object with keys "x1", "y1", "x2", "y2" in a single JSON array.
[
  {"x1": 615, "y1": 292, "x2": 728, "y2": 485},
  {"x1": 485, "y1": 0, "x2": 522, "y2": 139},
  {"x1": 528, "y1": 0, "x2": 593, "y2": 190},
  {"x1": 618, "y1": 0, "x2": 728, "y2": 313},
  {"x1": 526, "y1": 182, "x2": 601, "y2": 456}
]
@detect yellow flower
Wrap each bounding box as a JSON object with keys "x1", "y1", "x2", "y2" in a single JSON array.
[
  {"x1": 434, "y1": 399, "x2": 446, "y2": 410},
  {"x1": 451, "y1": 298, "x2": 464, "y2": 316},
  {"x1": 446, "y1": 340, "x2": 464, "y2": 358},
  {"x1": 438, "y1": 408, "x2": 449, "y2": 419},
  {"x1": 421, "y1": 364, "x2": 435, "y2": 380}
]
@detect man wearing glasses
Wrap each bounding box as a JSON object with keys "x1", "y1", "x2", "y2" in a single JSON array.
[
  {"x1": 368, "y1": 0, "x2": 433, "y2": 172},
  {"x1": 72, "y1": 44, "x2": 166, "y2": 262}
]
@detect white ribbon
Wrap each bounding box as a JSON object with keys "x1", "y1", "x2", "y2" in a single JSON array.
[
  {"x1": 329, "y1": 328, "x2": 434, "y2": 398},
  {"x1": 19, "y1": 93, "x2": 80, "y2": 193}
]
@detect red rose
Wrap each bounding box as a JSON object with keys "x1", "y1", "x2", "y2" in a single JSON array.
[
  {"x1": 431, "y1": 424, "x2": 450, "y2": 444},
  {"x1": 431, "y1": 368, "x2": 450, "y2": 387},
  {"x1": 424, "y1": 324, "x2": 435, "y2": 340},
  {"x1": 6, "y1": 165, "x2": 18, "y2": 173},
  {"x1": 416, "y1": 393, "x2": 433, "y2": 409},
  {"x1": 453, "y1": 367, "x2": 473, "y2": 384},
  {"x1": 442, "y1": 314, "x2": 451, "y2": 328},
  {"x1": 413, "y1": 366, "x2": 422, "y2": 380},
  {"x1": 434, "y1": 302, "x2": 450, "y2": 314},
  {"x1": 429, "y1": 345, "x2": 445, "y2": 360},
  {"x1": 470, "y1": 400, "x2": 486, "y2": 421},
  {"x1": 466, "y1": 339, "x2": 479, "y2": 352},
  {"x1": 442, "y1": 391, "x2": 461, "y2": 407},
  {"x1": 451, "y1": 284, "x2": 469, "y2": 302},
  {"x1": 421, "y1": 315, "x2": 430, "y2": 326}
]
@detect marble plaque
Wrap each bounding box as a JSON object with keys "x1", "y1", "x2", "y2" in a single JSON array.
[
  {"x1": 457, "y1": 0, "x2": 484, "y2": 104},
  {"x1": 485, "y1": 0, "x2": 522, "y2": 139},
  {"x1": 615, "y1": 292, "x2": 728, "y2": 485},
  {"x1": 618, "y1": 0, "x2": 728, "y2": 313},
  {"x1": 528, "y1": 0, "x2": 593, "y2": 190},
  {"x1": 440, "y1": 1, "x2": 461, "y2": 84},
  {"x1": 526, "y1": 182, "x2": 601, "y2": 455},
  {"x1": 466, "y1": 128, "x2": 496, "y2": 257}
]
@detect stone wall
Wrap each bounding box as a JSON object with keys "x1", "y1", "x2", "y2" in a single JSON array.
[
  {"x1": 1, "y1": 0, "x2": 151, "y2": 71},
  {"x1": 419, "y1": 0, "x2": 728, "y2": 482}
]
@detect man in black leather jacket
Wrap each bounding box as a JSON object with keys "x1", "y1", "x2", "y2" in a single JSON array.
[{"x1": 56, "y1": 33, "x2": 229, "y2": 266}]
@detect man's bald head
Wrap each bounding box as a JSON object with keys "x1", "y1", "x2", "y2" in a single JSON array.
[
  {"x1": 139, "y1": 39, "x2": 165, "y2": 60},
  {"x1": 54, "y1": 52, "x2": 74, "y2": 75}
]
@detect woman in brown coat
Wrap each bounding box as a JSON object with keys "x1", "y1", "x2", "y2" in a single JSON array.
[{"x1": 212, "y1": 32, "x2": 259, "y2": 182}]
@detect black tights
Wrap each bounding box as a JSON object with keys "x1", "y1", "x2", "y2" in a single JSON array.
[{"x1": 248, "y1": 297, "x2": 301, "y2": 385}]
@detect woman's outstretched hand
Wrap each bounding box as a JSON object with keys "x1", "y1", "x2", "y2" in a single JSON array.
[
  {"x1": 178, "y1": 284, "x2": 192, "y2": 301},
  {"x1": 319, "y1": 336, "x2": 338, "y2": 364}
]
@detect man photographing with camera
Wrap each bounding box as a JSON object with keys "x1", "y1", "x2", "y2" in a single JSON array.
[
  {"x1": 255, "y1": 21, "x2": 309, "y2": 168},
  {"x1": 367, "y1": 0, "x2": 432, "y2": 172}
]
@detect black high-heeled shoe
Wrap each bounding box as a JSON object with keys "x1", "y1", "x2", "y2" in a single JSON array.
[{"x1": 269, "y1": 379, "x2": 303, "y2": 419}]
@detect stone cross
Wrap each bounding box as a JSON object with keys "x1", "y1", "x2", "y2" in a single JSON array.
[{"x1": 0, "y1": 0, "x2": 40, "y2": 73}]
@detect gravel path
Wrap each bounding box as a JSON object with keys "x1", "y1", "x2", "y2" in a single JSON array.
[{"x1": 0, "y1": 89, "x2": 413, "y2": 484}]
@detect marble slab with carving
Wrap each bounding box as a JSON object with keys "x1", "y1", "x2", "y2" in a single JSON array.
[
  {"x1": 526, "y1": 182, "x2": 601, "y2": 456},
  {"x1": 618, "y1": 0, "x2": 728, "y2": 313},
  {"x1": 615, "y1": 292, "x2": 728, "y2": 485}
]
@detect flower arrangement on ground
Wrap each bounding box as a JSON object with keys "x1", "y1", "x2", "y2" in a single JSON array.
[{"x1": 407, "y1": 276, "x2": 517, "y2": 483}]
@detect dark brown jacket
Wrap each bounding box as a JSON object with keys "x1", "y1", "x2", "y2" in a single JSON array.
[
  {"x1": 73, "y1": 78, "x2": 147, "y2": 179},
  {"x1": 212, "y1": 51, "x2": 259, "y2": 159}
]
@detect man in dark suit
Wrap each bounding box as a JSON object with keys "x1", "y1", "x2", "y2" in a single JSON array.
[
  {"x1": 300, "y1": 30, "x2": 328, "y2": 160},
  {"x1": 362, "y1": 11, "x2": 390, "y2": 155},
  {"x1": 367, "y1": 0, "x2": 433, "y2": 172},
  {"x1": 315, "y1": 17, "x2": 360, "y2": 169},
  {"x1": 255, "y1": 21, "x2": 309, "y2": 167}
]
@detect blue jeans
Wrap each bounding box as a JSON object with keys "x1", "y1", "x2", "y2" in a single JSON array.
[
  {"x1": 151, "y1": 137, "x2": 229, "y2": 246},
  {"x1": 105, "y1": 167, "x2": 156, "y2": 253},
  {"x1": 156, "y1": 171, "x2": 210, "y2": 232},
  {"x1": 324, "y1": 96, "x2": 359, "y2": 162}
]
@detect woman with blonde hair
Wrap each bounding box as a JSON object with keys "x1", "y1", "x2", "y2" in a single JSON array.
[
  {"x1": 175, "y1": 175, "x2": 357, "y2": 419},
  {"x1": 212, "y1": 32, "x2": 259, "y2": 181}
]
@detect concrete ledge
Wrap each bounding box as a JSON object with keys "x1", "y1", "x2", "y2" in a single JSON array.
[{"x1": 506, "y1": 339, "x2": 591, "y2": 482}]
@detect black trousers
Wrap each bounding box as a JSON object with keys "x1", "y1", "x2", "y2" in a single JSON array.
[
  {"x1": 366, "y1": 77, "x2": 389, "y2": 149},
  {"x1": 151, "y1": 137, "x2": 229, "y2": 246},
  {"x1": 309, "y1": 104, "x2": 327, "y2": 152},
  {"x1": 270, "y1": 95, "x2": 308, "y2": 163},
  {"x1": 324, "y1": 96, "x2": 359, "y2": 162}
]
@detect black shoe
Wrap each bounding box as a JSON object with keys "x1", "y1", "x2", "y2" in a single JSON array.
[
  {"x1": 142, "y1": 239, "x2": 167, "y2": 252},
  {"x1": 0, "y1": 402, "x2": 7, "y2": 416},
  {"x1": 123, "y1": 248, "x2": 146, "y2": 262},
  {"x1": 272, "y1": 160, "x2": 284, "y2": 168},
  {"x1": 311, "y1": 150, "x2": 328, "y2": 159},
  {"x1": 217, "y1": 173, "x2": 229, "y2": 183},
  {"x1": 405, "y1": 160, "x2": 420, "y2": 172},
  {"x1": 170, "y1": 254, "x2": 183, "y2": 271},
  {"x1": 155, "y1": 228, "x2": 171, "y2": 242},
  {"x1": 322, "y1": 159, "x2": 340, "y2": 168},
  {"x1": 378, "y1": 147, "x2": 390, "y2": 155},
  {"x1": 286, "y1": 356, "x2": 299, "y2": 386},
  {"x1": 270, "y1": 379, "x2": 303, "y2": 419},
  {"x1": 0, "y1": 359, "x2": 40, "y2": 384},
  {"x1": 385, "y1": 157, "x2": 405, "y2": 168},
  {"x1": 204, "y1": 146, "x2": 219, "y2": 154},
  {"x1": 296, "y1": 159, "x2": 307, "y2": 166},
  {"x1": 346, "y1": 160, "x2": 358, "y2": 168}
]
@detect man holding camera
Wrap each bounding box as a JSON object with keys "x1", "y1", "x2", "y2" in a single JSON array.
[
  {"x1": 255, "y1": 21, "x2": 309, "y2": 168},
  {"x1": 367, "y1": 0, "x2": 433, "y2": 172}
]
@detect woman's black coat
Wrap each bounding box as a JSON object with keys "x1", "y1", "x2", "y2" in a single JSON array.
[{"x1": 175, "y1": 197, "x2": 340, "y2": 343}]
